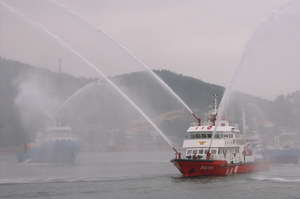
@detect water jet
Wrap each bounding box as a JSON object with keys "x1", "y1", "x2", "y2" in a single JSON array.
[{"x1": 1, "y1": 1, "x2": 176, "y2": 151}]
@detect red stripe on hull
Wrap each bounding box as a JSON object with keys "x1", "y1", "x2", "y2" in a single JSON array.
[{"x1": 171, "y1": 159, "x2": 270, "y2": 177}]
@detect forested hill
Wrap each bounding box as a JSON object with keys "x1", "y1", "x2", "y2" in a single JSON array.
[{"x1": 1, "y1": 58, "x2": 299, "y2": 148}]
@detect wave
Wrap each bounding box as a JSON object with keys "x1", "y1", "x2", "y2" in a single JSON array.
[
  {"x1": 0, "y1": 177, "x2": 124, "y2": 185},
  {"x1": 0, "y1": 173, "x2": 173, "y2": 185},
  {"x1": 250, "y1": 176, "x2": 300, "y2": 183}
]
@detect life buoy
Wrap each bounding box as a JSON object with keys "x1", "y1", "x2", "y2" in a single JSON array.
[
  {"x1": 207, "y1": 126, "x2": 212, "y2": 130},
  {"x1": 242, "y1": 151, "x2": 251, "y2": 155}
]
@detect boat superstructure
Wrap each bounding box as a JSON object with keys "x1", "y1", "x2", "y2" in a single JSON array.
[{"x1": 16, "y1": 120, "x2": 80, "y2": 163}]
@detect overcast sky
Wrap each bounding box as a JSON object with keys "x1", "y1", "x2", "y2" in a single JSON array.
[{"x1": 1, "y1": 0, "x2": 299, "y2": 100}]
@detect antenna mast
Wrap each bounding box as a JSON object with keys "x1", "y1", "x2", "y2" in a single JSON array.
[{"x1": 58, "y1": 58, "x2": 62, "y2": 73}]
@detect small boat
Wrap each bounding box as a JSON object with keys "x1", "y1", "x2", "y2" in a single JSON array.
[
  {"x1": 171, "y1": 95, "x2": 270, "y2": 177},
  {"x1": 106, "y1": 139, "x2": 117, "y2": 151},
  {"x1": 16, "y1": 121, "x2": 80, "y2": 163}
]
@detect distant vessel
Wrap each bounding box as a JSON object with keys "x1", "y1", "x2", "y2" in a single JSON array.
[
  {"x1": 106, "y1": 139, "x2": 117, "y2": 151},
  {"x1": 241, "y1": 105, "x2": 300, "y2": 164},
  {"x1": 261, "y1": 133, "x2": 300, "y2": 164},
  {"x1": 16, "y1": 122, "x2": 80, "y2": 163},
  {"x1": 171, "y1": 95, "x2": 269, "y2": 177}
]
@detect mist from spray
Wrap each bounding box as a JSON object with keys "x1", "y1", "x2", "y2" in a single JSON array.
[
  {"x1": 209, "y1": 1, "x2": 300, "y2": 148},
  {"x1": 0, "y1": 1, "x2": 175, "y2": 149},
  {"x1": 224, "y1": 0, "x2": 300, "y2": 100},
  {"x1": 242, "y1": 103, "x2": 266, "y2": 135},
  {"x1": 14, "y1": 72, "x2": 55, "y2": 126},
  {"x1": 56, "y1": 81, "x2": 98, "y2": 113}
]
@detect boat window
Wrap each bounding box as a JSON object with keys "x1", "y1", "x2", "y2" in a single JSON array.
[
  {"x1": 202, "y1": 134, "x2": 207, "y2": 138},
  {"x1": 192, "y1": 150, "x2": 198, "y2": 154},
  {"x1": 207, "y1": 134, "x2": 212, "y2": 138},
  {"x1": 190, "y1": 134, "x2": 195, "y2": 139},
  {"x1": 211, "y1": 150, "x2": 217, "y2": 154},
  {"x1": 214, "y1": 134, "x2": 220, "y2": 138},
  {"x1": 221, "y1": 123, "x2": 226, "y2": 126},
  {"x1": 198, "y1": 150, "x2": 204, "y2": 154},
  {"x1": 224, "y1": 134, "x2": 228, "y2": 138},
  {"x1": 235, "y1": 148, "x2": 239, "y2": 153},
  {"x1": 220, "y1": 134, "x2": 224, "y2": 138},
  {"x1": 223, "y1": 149, "x2": 227, "y2": 153},
  {"x1": 187, "y1": 150, "x2": 192, "y2": 155},
  {"x1": 196, "y1": 134, "x2": 201, "y2": 138},
  {"x1": 204, "y1": 149, "x2": 208, "y2": 154}
]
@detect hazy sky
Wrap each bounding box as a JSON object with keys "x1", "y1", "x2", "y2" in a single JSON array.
[{"x1": 1, "y1": 0, "x2": 299, "y2": 99}]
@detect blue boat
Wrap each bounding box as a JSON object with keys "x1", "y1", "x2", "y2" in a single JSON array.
[
  {"x1": 16, "y1": 125, "x2": 80, "y2": 163},
  {"x1": 261, "y1": 133, "x2": 300, "y2": 164},
  {"x1": 261, "y1": 148, "x2": 300, "y2": 164}
]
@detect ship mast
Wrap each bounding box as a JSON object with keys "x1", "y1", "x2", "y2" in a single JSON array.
[
  {"x1": 213, "y1": 94, "x2": 218, "y2": 114},
  {"x1": 206, "y1": 94, "x2": 219, "y2": 160},
  {"x1": 210, "y1": 94, "x2": 218, "y2": 126}
]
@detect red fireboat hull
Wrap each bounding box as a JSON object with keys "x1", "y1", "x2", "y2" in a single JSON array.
[{"x1": 171, "y1": 159, "x2": 270, "y2": 177}]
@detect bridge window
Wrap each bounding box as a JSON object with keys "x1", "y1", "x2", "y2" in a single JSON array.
[
  {"x1": 192, "y1": 150, "x2": 198, "y2": 154},
  {"x1": 190, "y1": 134, "x2": 195, "y2": 139},
  {"x1": 198, "y1": 149, "x2": 204, "y2": 154},
  {"x1": 202, "y1": 134, "x2": 207, "y2": 138},
  {"x1": 208, "y1": 134, "x2": 212, "y2": 138},
  {"x1": 187, "y1": 150, "x2": 192, "y2": 155},
  {"x1": 214, "y1": 134, "x2": 220, "y2": 138},
  {"x1": 211, "y1": 149, "x2": 217, "y2": 154},
  {"x1": 196, "y1": 134, "x2": 201, "y2": 138}
]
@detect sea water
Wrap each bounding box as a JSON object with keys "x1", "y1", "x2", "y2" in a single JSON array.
[{"x1": 0, "y1": 151, "x2": 299, "y2": 199}]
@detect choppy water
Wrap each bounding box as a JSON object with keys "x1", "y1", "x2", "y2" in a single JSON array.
[{"x1": 1, "y1": 151, "x2": 299, "y2": 199}]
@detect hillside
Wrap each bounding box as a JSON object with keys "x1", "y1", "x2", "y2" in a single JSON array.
[{"x1": 0, "y1": 58, "x2": 299, "y2": 148}]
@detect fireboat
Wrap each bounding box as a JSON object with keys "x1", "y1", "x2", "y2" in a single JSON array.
[{"x1": 171, "y1": 94, "x2": 270, "y2": 177}]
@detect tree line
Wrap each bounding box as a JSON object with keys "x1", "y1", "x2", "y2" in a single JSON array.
[{"x1": 0, "y1": 58, "x2": 299, "y2": 148}]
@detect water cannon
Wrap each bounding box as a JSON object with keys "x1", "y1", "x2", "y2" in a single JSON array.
[{"x1": 192, "y1": 113, "x2": 201, "y2": 126}]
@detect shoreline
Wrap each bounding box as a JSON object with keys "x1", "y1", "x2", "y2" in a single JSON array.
[{"x1": 0, "y1": 145, "x2": 181, "y2": 155}]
